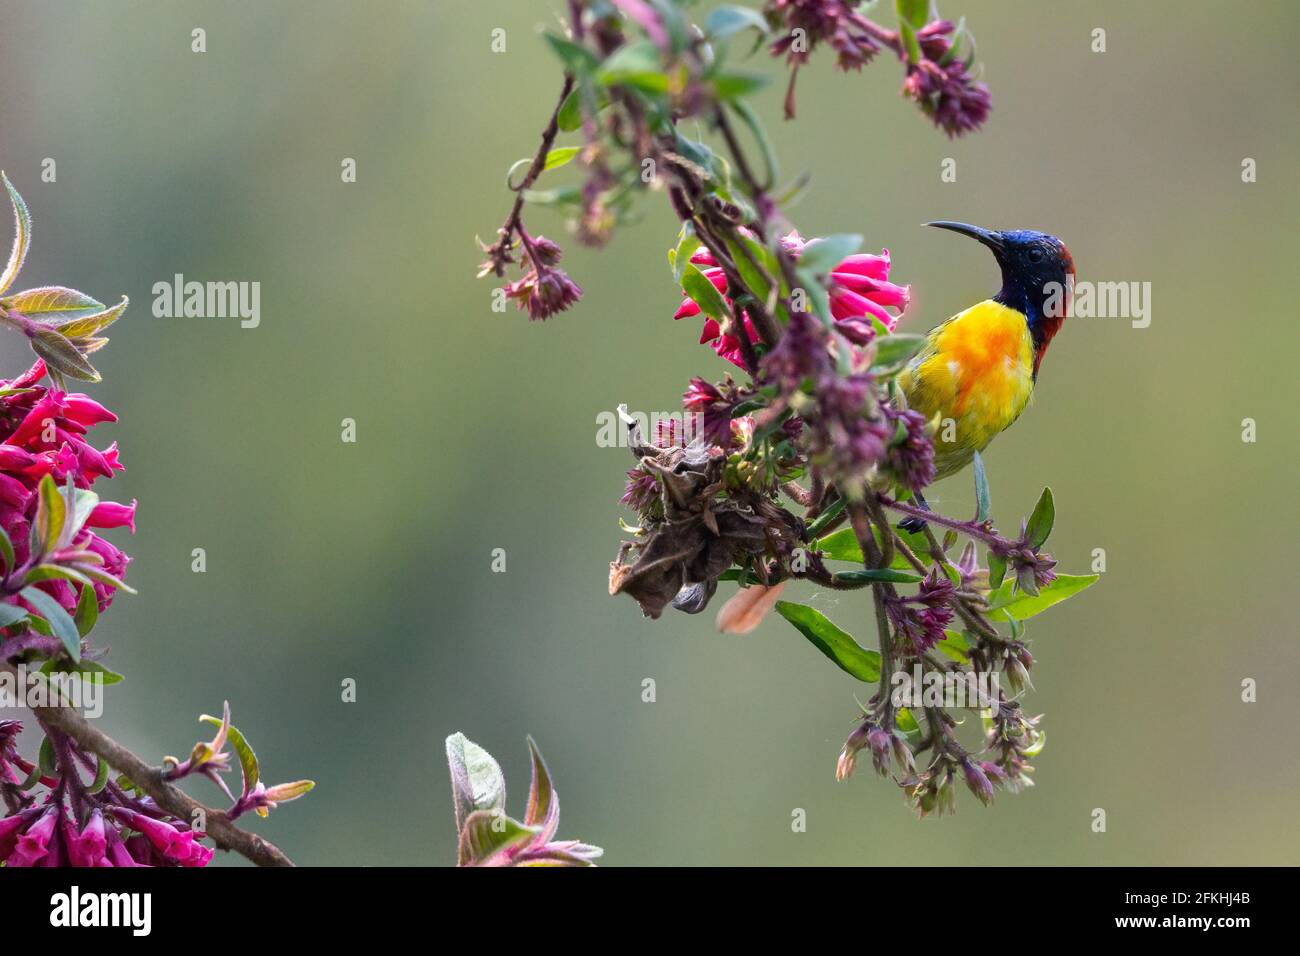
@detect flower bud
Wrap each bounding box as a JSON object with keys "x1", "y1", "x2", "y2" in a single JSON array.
[
  {"x1": 962, "y1": 758, "x2": 995, "y2": 806},
  {"x1": 836, "y1": 722, "x2": 872, "y2": 781}
]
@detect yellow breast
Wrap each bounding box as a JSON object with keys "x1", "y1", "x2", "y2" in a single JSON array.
[{"x1": 897, "y1": 299, "x2": 1035, "y2": 479}]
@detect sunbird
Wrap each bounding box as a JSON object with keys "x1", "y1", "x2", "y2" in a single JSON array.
[{"x1": 896, "y1": 221, "x2": 1074, "y2": 526}]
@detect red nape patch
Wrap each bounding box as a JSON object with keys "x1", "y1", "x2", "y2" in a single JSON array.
[
  {"x1": 1033, "y1": 314, "x2": 1064, "y2": 377},
  {"x1": 1058, "y1": 242, "x2": 1076, "y2": 282},
  {"x1": 1033, "y1": 240, "x2": 1075, "y2": 374}
]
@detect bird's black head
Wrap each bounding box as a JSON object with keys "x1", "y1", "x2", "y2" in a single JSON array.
[{"x1": 926, "y1": 221, "x2": 1075, "y2": 373}]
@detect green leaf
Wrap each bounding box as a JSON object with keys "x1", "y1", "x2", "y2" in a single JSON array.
[
  {"x1": 727, "y1": 99, "x2": 779, "y2": 186},
  {"x1": 672, "y1": 131, "x2": 721, "y2": 181},
  {"x1": 669, "y1": 225, "x2": 700, "y2": 282},
  {"x1": 986, "y1": 550, "x2": 1007, "y2": 589},
  {"x1": 458, "y1": 809, "x2": 537, "y2": 866},
  {"x1": 795, "y1": 266, "x2": 833, "y2": 329},
  {"x1": 834, "y1": 568, "x2": 924, "y2": 585},
  {"x1": 0, "y1": 602, "x2": 27, "y2": 628},
  {"x1": 896, "y1": 707, "x2": 920, "y2": 734},
  {"x1": 3, "y1": 286, "x2": 104, "y2": 326},
  {"x1": 731, "y1": 399, "x2": 766, "y2": 418},
  {"x1": 72, "y1": 564, "x2": 137, "y2": 595},
  {"x1": 63, "y1": 485, "x2": 99, "y2": 547},
  {"x1": 542, "y1": 33, "x2": 600, "y2": 74},
  {"x1": 20, "y1": 586, "x2": 80, "y2": 662},
  {"x1": 871, "y1": 333, "x2": 927, "y2": 369},
  {"x1": 897, "y1": 19, "x2": 922, "y2": 64},
  {"x1": 704, "y1": 5, "x2": 770, "y2": 41},
  {"x1": 710, "y1": 71, "x2": 769, "y2": 101},
  {"x1": 201, "y1": 713, "x2": 259, "y2": 790},
  {"x1": 74, "y1": 583, "x2": 98, "y2": 636},
  {"x1": 799, "y1": 234, "x2": 862, "y2": 274},
  {"x1": 29, "y1": 326, "x2": 100, "y2": 382},
  {"x1": 33, "y1": 474, "x2": 65, "y2": 554},
  {"x1": 987, "y1": 574, "x2": 1099, "y2": 622},
  {"x1": 817, "y1": 525, "x2": 930, "y2": 570},
  {"x1": 804, "y1": 498, "x2": 846, "y2": 538},
  {"x1": 40, "y1": 658, "x2": 124, "y2": 686},
  {"x1": 38, "y1": 736, "x2": 57, "y2": 775},
  {"x1": 263, "y1": 779, "x2": 315, "y2": 803},
  {"x1": 48, "y1": 295, "x2": 128, "y2": 342},
  {"x1": 936, "y1": 629, "x2": 970, "y2": 663},
  {"x1": 597, "y1": 40, "x2": 669, "y2": 93},
  {"x1": 680, "y1": 264, "x2": 730, "y2": 321},
  {"x1": 519, "y1": 185, "x2": 582, "y2": 207},
  {"x1": 0, "y1": 525, "x2": 12, "y2": 576},
  {"x1": 445, "y1": 732, "x2": 506, "y2": 835},
  {"x1": 557, "y1": 88, "x2": 583, "y2": 132},
  {"x1": 1022, "y1": 728, "x2": 1047, "y2": 757},
  {"x1": 725, "y1": 240, "x2": 770, "y2": 305},
  {"x1": 557, "y1": 84, "x2": 609, "y2": 132},
  {"x1": 0, "y1": 171, "x2": 31, "y2": 296},
  {"x1": 1024, "y1": 487, "x2": 1055, "y2": 549},
  {"x1": 816, "y1": 527, "x2": 863, "y2": 562},
  {"x1": 896, "y1": 0, "x2": 932, "y2": 30},
  {"x1": 739, "y1": 234, "x2": 780, "y2": 286},
  {"x1": 524, "y1": 736, "x2": 555, "y2": 828},
  {"x1": 24, "y1": 564, "x2": 94, "y2": 588},
  {"x1": 77, "y1": 660, "x2": 124, "y2": 685},
  {"x1": 542, "y1": 146, "x2": 582, "y2": 172},
  {"x1": 88, "y1": 756, "x2": 110, "y2": 794},
  {"x1": 973, "y1": 451, "x2": 991, "y2": 523},
  {"x1": 775, "y1": 601, "x2": 881, "y2": 682}
]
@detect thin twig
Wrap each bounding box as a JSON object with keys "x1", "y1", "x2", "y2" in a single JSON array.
[
  {"x1": 486, "y1": 75, "x2": 576, "y2": 277},
  {"x1": 29, "y1": 698, "x2": 295, "y2": 867}
]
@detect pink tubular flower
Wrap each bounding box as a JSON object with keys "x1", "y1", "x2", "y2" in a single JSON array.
[
  {"x1": 673, "y1": 232, "x2": 910, "y2": 368},
  {"x1": 87, "y1": 499, "x2": 137, "y2": 534},
  {"x1": 104, "y1": 829, "x2": 146, "y2": 867},
  {"x1": 112, "y1": 809, "x2": 213, "y2": 867},
  {"x1": 4, "y1": 805, "x2": 59, "y2": 867},
  {"x1": 0, "y1": 807, "x2": 38, "y2": 859},
  {"x1": 681, "y1": 376, "x2": 738, "y2": 448},
  {"x1": 0, "y1": 445, "x2": 36, "y2": 470},
  {"x1": 682, "y1": 377, "x2": 723, "y2": 412},
  {"x1": 0, "y1": 359, "x2": 133, "y2": 616},
  {"x1": 65, "y1": 809, "x2": 108, "y2": 867}
]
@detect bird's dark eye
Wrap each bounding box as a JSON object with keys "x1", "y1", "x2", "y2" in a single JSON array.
[{"x1": 1027, "y1": 247, "x2": 1045, "y2": 263}]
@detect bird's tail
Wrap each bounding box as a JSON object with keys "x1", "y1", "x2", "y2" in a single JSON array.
[{"x1": 897, "y1": 492, "x2": 931, "y2": 534}]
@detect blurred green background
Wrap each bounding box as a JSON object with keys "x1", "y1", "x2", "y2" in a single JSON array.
[{"x1": 1, "y1": 0, "x2": 1296, "y2": 865}]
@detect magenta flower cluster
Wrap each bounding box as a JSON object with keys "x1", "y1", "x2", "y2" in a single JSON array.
[
  {"x1": 0, "y1": 718, "x2": 213, "y2": 867},
  {"x1": 674, "y1": 232, "x2": 909, "y2": 369},
  {"x1": 0, "y1": 359, "x2": 134, "y2": 617},
  {"x1": 0, "y1": 364, "x2": 212, "y2": 868}
]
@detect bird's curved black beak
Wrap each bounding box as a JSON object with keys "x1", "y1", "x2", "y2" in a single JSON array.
[{"x1": 925, "y1": 220, "x2": 1004, "y2": 253}]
